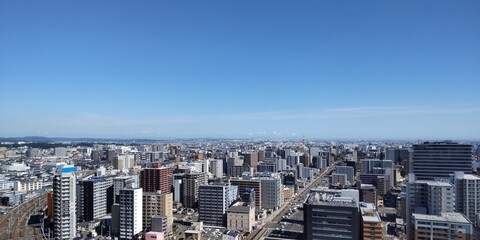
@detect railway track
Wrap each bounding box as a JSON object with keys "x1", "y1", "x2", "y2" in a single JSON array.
[{"x1": 0, "y1": 193, "x2": 48, "y2": 240}]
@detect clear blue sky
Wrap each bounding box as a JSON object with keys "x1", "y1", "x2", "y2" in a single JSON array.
[{"x1": 1, "y1": 1, "x2": 479, "y2": 139}]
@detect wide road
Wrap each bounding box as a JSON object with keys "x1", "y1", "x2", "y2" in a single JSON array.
[{"x1": 248, "y1": 162, "x2": 338, "y2": 240}]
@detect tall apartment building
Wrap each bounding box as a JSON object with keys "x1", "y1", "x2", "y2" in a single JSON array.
[
  {"x1": 406, "y1": 174, "x2": 455, "y2": 238},
  {"x1": 230, "y1": 166, "x2": 253, "y2": 178},
  {"x1": 303, "y1": 188, "x2": 360, "y2": 240},
  {"x1": 230, "y1": 178, "x2": 262, "y2": 209},
  {"x1": 143, "y1": 192, "x2": 173, "y2": 233},
  {"x1": 198, "y1": 183, "x2": 238, "y2": 227},
  {"x1": 412, "y1": 142, "x2": 472, "y2": 180},
  {"x1": 360, "y1": 203, "x2": 382, "y2": 240},
  {"x1": 386, "y1": 148, "x2": 409, "y2": 165},
  {"x1": 453, "y1": 171, "x2": 480, "y2": 226},
  {"x1": 119, "y1": 188, "x2": 143, "y2": 240},
  {"x1": 226, "y1": 152, "x2": 243, "y2": 175},
  {"x1": 360, "y1": 159, "x2": 394, "y2": 189},
  {"x1": 210, "y1": 159, "x2": 224, "y2": 178},
  {"x1": 114, "y1": 154, "x2": 135, "y2": 171},
  {"x1": 335, "y1": 165, "x2": 355, "y2": 184},
  {"x1": 260, "y1": 175, "x2": 283, "y2": 210},
  {"x1": 53, "y1": 166, "x2": 77, "y2": 240},
  {"x1": 412, "y1": 212, "x2": 473, "y2": 240},
  {"x1": 182, "y1": 172, "x2": 208, "y2": 208},
  {"x1": 242, "y1": 151, "x2": 259, "y2": 170},
  {"x1": 77, "y1": 176, "x2": 113, "y2": 222},
  {"x1": 113, "y1": 176, "x2": 134, "y2": 203},
  {"x1": 140, "y1": 167, "x2": 173, "y2": 193}
]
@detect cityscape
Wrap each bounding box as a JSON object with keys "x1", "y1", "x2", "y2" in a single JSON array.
[
  {"x1": 0, "y1": 140, "x2": 479, "y2": 240},
  {"x1": 1, "y1": 1, "x2": 480, "y2": 240}
]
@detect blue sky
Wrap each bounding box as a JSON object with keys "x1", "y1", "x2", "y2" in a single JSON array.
[{"x1": 0, "y1": 1, "x2": 479, "y2": 139}]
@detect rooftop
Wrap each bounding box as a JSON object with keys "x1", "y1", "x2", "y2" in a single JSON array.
[
  {"x1": 360, "y1": 203, "x2": 381, "y2": 223},
  {"x1": 412, "y1": 212, "x2": 471, "y2": 224},
  {"x1": 306, "y1": 191, "x2": 357, "y2": 207},
  {"x1": 415, "y1": 180, "x2": 452, "y2": 187}
]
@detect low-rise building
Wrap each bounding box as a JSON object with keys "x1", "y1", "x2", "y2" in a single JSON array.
[
  {"x1": 412, "y1": 212, "x2": 473, "y2": 240},
  {"x1": 227, "y1": 202, "x2": 255, "y2": 232},
  {"x1": 360, "y1": 203, "x2": 382, "y2": 240}
]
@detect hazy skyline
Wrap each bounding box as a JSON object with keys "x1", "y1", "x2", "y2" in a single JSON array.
[{"x1": 1, "y1": 1, "x2": 479, "y2": 139}]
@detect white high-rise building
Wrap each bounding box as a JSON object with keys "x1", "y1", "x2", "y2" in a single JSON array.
[
  {"x1": 276, "y1": 158, "x2": 287, "y2": 171},
  {"x1": 453, "y1": 171, "x2": 480, "y2": 226},
  {"x1": 260, "y1": 174, "x2": 284, "y2": 210},
  {"x1": 53, "y1": 167, "x2": 77, "y2": 239},
  {"x1": 210, "y1": 159, "x2": 224, "y2": 178},
  {"x1": 203, "y1": 159, "x2": 210, "y2": 174},
  {"x1": 119, "y1": 188, "x2": 143, "y2": 239},
  {"x1": 406, "y1": 174, "x2": 455, "y2": 238}
]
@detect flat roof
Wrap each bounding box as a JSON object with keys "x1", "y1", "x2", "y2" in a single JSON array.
[
  {"x1": 412, "y1": 212, "x2": 471, "y2": 224},
  {"x1": 415, "y1": 180, "x2": 452, "y2": 187}
]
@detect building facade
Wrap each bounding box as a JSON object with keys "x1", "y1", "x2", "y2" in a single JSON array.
[
  {"x1": 140, "y1": 167, "x2": 173, "y2": 193},
  {"x1": 53, "y1": 168, "x2": 77, "y2": 239},
  {"x1": 303, "y1": 189, "x2": 360, "y2": 240},
  {"x1": 412, "y1": 213, "x2": 473, "y2": 240},
  {"x1": 143, "y1": 192, "x2": 173, "y2": 233},
  {"x1": 198, "y1": 183, "x2": 238, "y2": 227},
  {"x1": 119, "y1": 188, "x2": 143, "y2": 240},
  {"x1": 412, "y1": 142, "x2": 472, "y2": 180}
]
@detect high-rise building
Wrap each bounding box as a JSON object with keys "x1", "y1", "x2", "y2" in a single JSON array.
[
  {"x1": 360, "y1": 159, "x2": 394, "y2": 185},
  {"x1": 242, "y1": 151, "x2": 259, "y2": 170},
  {"x1": 114, "y1": 154, "x2": 135, "y2": 171},
  {"x1": 260, "y1": 175, "x2": 283, "y2": 210},
  {"x1": 230, "y1": 166, "x2": 253, "y2": 178},
  {"x1": 230, "y1": 178, "x2": 262, "y2": 209},
  {"x1": 143, "y1": 192, "x2": 173, "y2": 233},
  {"x1": 411, "y1": 212, "x2": 473, "y2": 240},
  {"x1": 406, "y1": 174, "x2": 455, "y2": 238},
  {"x1": 53, "y1": 166, "x2": 77, "y2": 239},
  {"x1": 412, "y1": 142, "x2": 472, "y2": 180},
  {"x1": 385, "y1": 148, "x2": 409, "y2": 165},
  {"x1": 119, "y1": 188, "x2": 143, "y2": 240},
  {"x1": 257, "y1": 162, "x2": 276, "y2": 173},
  {"x1": 182, "y1": 173, "x2": 208, "y2": 208},
  {"x1": 173, "y1": 174, "x2": 183, "y2": 203},
  {"x1": 303, "y1": 188, "x2": 360, "y2": 240},
  {"x1": 210, "y1": 159, "x2": 224, "y2": 178},
  {"x1": 452, "y1": 171, "x2": 480, "y2": 226},
  {"x1": 77, "y1": 176, "x2": 113, "y2": 222},
  {"x1": 140, "y1": 167, "x2": 173, "y2": 193},
  {"x1": 335, "y1": 165, "x2": 355, "y2": 184},
  {"x1": 113, "y1": 176, "x2": 134, "y2": 201},
  {"x1": 198, "y1": 183, "x2": 238, "y2": 227}
]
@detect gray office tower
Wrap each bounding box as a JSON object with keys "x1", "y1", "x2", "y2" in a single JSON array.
[
  {"x1": 385, "y1": 148, "x2": 409, "y2": 165},
  {"x1": 303, "y1": 188, "x2": 360, "y2": 240},
  {"x1": 335, "y1": 166, "x2": 355, "y2": 183},
  {"x1": 412, "y1": 142, "x2": 472, "y2": 180},
  {"x1": 198, "y1": 183, "x2": 238, "y2": 227}
]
